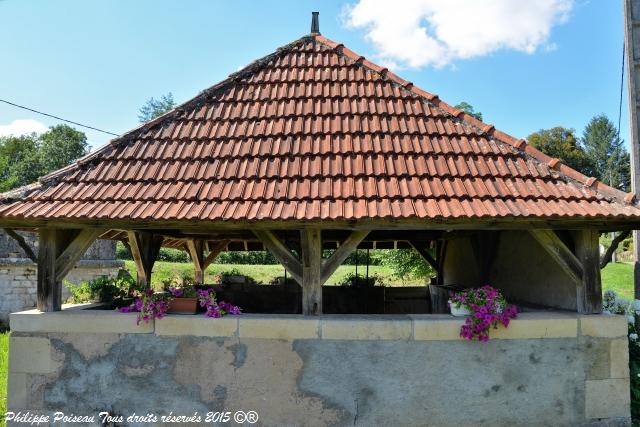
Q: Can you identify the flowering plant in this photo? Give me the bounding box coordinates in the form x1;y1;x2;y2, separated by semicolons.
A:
118;289;169;325
197;288;242;318
449;285;518;342
166;283;198;299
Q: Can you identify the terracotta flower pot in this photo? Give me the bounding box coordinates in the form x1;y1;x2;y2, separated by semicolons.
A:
168;297;198;314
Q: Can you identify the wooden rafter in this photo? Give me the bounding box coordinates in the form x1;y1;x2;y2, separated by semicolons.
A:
529;229;583;285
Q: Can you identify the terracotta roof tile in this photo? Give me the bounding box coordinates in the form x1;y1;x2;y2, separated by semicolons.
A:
1;33;639;225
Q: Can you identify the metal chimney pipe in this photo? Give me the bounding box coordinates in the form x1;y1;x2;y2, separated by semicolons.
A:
311;12;320;34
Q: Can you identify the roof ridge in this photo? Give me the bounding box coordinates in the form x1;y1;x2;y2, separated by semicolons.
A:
311;34;636;207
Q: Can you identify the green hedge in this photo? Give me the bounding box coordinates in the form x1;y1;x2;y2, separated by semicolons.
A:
116;242;385;266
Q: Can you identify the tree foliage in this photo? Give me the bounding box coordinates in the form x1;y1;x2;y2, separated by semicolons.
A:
454;101;483;121
380;249;434;282
527;127;593;174
527;116;631;192
138;92;176;123
581;114;631;191
0;124;88;191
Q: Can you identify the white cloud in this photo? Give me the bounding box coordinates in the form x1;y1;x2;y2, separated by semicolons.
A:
0;119;49;137
342;0;574;69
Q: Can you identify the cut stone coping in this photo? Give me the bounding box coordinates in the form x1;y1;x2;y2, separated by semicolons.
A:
10;307;627;341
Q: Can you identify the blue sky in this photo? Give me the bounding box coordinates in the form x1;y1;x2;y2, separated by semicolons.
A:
0;0;629;151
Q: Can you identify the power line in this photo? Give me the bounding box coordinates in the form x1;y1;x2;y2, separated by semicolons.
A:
0;98;119;136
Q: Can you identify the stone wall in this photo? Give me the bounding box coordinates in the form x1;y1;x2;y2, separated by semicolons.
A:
0;230;123;326
0;260;123;326
6;308;631;426
443;231;585;311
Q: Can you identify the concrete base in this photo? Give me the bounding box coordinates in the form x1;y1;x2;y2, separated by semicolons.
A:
7;308;632;427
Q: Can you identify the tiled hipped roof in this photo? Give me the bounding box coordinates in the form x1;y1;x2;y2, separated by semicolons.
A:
1;34;640;225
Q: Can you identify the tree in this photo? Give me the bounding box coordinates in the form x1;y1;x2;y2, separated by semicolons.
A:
37;125;88;174
454;101;483;121
0;124;88;192
527;127;593;175
380;249;434;282
138;93;176;123
581;114;631;191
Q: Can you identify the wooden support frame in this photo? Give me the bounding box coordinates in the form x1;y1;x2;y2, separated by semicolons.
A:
37;228;101;312
128;231;164;288
529;229;583;285
573;229;602;313
530;229;602;313
187;239;229;284
254;229;368;315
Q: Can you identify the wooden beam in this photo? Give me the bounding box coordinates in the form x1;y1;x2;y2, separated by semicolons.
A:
574;230;602;314
4;228;36;262
203;240;229;270
127;231;163;288
529;229;583;285
408;241;438;270
253;230;303;283
320;230;369;284
301;228;323;315
54;229;102;281
187;240;205;284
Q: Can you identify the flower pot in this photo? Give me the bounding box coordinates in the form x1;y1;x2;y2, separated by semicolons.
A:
168;297;198;314
449;304;471;317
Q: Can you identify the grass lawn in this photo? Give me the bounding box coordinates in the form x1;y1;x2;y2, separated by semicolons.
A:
601;262;635;300
0;330;8;426
123;260;428;287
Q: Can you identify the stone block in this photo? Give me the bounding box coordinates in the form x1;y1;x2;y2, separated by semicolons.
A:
321;316;411;340
7;373;27;409
10;309;153;334
585;379;631;420
580;315;627;338
156;315;238;337
610;338;630;379
239;315;319;339
412;317;462;340
9;337;57;374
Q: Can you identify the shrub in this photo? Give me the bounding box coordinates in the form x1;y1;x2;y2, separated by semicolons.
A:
337;272;383;287
65;270;138;304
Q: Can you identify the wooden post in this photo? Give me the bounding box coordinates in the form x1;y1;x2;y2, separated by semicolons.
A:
624;0;640;299
300;229;322;315
574;229;602;314
37;228;101;312
128;231;163;288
